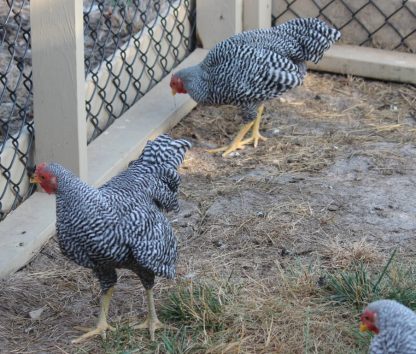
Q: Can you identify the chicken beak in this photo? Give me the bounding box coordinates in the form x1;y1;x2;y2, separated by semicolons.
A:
30;174;41;185
359;323;368;332
171;88;177;96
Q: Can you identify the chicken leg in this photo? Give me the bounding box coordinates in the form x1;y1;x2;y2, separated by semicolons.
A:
208;105;267;157
242;104;268;148
72;287;116;344
133;288;173;341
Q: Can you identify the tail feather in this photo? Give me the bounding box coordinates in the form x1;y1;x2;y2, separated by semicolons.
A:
132;134;192;171
230;17;340;64
277;18;341;63
129;134;192;212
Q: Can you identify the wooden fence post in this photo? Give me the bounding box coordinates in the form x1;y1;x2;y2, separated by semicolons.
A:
31;0;87;179
243;0;272;30
196;0;243;49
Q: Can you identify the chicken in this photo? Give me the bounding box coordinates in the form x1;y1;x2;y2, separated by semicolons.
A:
360;299;416;353
30;135;191;343
170;18;341;156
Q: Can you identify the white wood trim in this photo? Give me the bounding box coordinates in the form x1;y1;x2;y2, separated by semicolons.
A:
309;44;416;84
243;0;272;30
31;0;88;179
196;0;243;49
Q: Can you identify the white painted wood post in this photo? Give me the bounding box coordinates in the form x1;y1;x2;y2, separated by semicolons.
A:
243;0;272;30
31;0;87;179
196;0;243;49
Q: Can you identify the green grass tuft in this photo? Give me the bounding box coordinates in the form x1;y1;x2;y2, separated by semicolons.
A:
325;262;374;309
160;280;232;332
325;250;416;310
100;324;147;354
161;326;206;354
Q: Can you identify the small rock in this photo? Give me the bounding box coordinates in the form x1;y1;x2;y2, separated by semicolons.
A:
24;326;35;334
229;151;241;158
289;176;304;183
29;308;44;320
183;272;196;280
317;276;326;287
213;240;225;248
281;248;290;257
327;204;339;211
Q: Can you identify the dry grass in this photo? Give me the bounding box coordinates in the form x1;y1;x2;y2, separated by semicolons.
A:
1;72;416;353
320;238;385;269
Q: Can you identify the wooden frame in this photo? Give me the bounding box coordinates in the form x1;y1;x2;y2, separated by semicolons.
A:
31;0;88;179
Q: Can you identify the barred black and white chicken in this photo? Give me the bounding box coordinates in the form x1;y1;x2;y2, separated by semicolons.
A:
170;18;341;156
30;135;191;343
360;300;416;354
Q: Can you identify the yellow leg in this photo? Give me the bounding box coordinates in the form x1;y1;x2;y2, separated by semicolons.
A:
241;104;268;148
72;287;116;344
207;121;254;157
133;288;175;341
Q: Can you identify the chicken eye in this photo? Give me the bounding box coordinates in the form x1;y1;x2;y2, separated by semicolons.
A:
41;175;45;180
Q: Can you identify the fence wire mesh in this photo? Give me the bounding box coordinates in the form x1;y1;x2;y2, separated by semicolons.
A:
272;0;416;53
0;0;35;221
83;0;196;142
0;0;195;221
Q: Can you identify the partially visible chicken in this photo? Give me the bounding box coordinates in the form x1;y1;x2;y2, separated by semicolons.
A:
360;299;416;353
30;135;191;343
170;17;340;156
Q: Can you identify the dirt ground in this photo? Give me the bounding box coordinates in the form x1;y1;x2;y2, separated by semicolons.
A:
0;72;415;353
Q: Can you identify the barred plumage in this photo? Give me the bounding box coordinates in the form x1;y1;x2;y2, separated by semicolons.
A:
102;134;191;214
171;17;340;122
32;134;191;342
361;300;416;354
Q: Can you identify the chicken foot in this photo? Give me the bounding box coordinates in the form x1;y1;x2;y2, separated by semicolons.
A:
241;104;268;148
207;121;254;157
72;287;116;344
208;105;267;156
133;288;175;341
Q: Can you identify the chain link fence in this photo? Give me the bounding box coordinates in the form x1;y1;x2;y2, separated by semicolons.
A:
0;0;35;221
0;0;196;221
272;0;416;53
84;0;196;142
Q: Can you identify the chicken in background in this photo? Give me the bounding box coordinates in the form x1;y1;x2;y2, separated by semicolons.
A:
360;299;416;353
30;135;191;343
170;17;341;156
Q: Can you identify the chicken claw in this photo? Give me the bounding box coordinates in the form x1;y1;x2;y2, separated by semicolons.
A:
72;322;116;343
207;121;254;157
133;288;176;341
